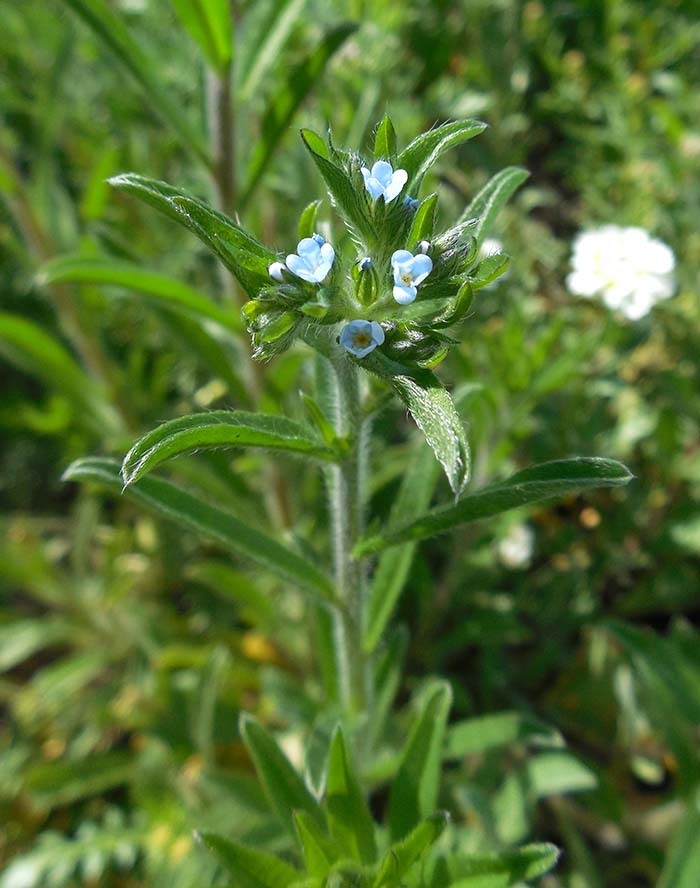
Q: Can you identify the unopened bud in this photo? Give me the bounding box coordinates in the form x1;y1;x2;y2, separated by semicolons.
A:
268;262;286;282
419;240;430;254
311;233;325;246
404;196;419;210
359;257;372;271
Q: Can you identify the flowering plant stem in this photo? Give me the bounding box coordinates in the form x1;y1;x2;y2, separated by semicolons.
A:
327;351;369;717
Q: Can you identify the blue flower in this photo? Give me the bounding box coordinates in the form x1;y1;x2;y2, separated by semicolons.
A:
391;249;433;305
268;261;286;282
403;196;419;210
287;237;335;283
359;256;372;271
361;161;408;204
339;320;385;358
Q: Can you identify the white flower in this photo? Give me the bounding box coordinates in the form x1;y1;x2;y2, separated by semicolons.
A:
361;161;408;204
566;225;675;320
390;249;433;305
497;523;534;569
286;236;335;283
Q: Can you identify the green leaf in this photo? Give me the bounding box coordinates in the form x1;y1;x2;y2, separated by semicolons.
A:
459;166;530;244
470;253;510;290
326;727;377;864
374;115;397;160
172;0;232;73
444;712;563;760
406;193;438;248
58;0;207;164
108;174;275;295
0;619;73;673
63;458;334;600
0;311;117;435
240;714;325;836
388;681;452;840
38;255;241;332
298;200;322;241
24;752;133;808
396;119;487;192
445;842;560;887
356;458;633;555
243;24;357;205
373;813;449;888
294;811;338;877
658;798;700;888
198;832;300;888
301;129;375;245
362;353;469;496
121;410;338;485
238;0;309;101
363;444;440;652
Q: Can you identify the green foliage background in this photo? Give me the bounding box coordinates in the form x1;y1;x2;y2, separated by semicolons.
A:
1;0;699;886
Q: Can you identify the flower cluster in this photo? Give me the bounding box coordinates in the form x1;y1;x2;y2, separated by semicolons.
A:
246;126;504;364
566;225;675;320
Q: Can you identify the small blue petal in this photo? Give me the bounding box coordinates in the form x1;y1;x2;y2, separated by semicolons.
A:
370;321;385;344
364;176;385;200
384;168;408;203
393;284;417;305
297;238;320;258
391;249;414;268
371;160;394;187
409;253;433;285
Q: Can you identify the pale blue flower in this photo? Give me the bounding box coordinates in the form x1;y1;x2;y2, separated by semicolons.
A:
286;237;335;283
268;261;286;282
391;249;433;305
361;161;408;204
339;320;385;358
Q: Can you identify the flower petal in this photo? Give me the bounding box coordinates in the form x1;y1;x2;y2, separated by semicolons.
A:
393;283;417;305
370;321;385;345
364;176;385;200
319;242;335;266
383;168;408;203
409;253;433;285
296;238;320;259
371;160;394;187
391;249;414;268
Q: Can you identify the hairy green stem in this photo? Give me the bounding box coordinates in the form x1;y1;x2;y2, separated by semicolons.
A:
328;353;368;716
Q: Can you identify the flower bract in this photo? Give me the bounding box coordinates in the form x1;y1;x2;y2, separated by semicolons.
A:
566;225;675;320
339;320;385;358
287;237;335;283
391;249;433;305
361;160;408;204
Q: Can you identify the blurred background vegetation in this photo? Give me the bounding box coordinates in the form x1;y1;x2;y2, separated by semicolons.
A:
1;0;699;885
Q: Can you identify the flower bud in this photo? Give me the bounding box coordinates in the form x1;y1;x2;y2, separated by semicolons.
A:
268;262;286;282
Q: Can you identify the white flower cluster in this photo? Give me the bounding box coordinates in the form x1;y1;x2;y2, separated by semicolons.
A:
566;225;675;320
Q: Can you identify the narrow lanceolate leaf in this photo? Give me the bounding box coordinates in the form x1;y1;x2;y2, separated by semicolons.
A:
363;444;440;652
373;813;449;888
374;114;397;160
446;843;560;886
326;728;377;864
459;166;530;243
243;23;357;205
108;174;275;296
364;353;469;496
388;681;452;840
658;800;700;888
355;458;633;555
298;200;322;241
121;410;338;486
198;832;300;888
238;0;309;101
38;256;240;331
294;811;338;877
240;715;325;836
406;193;438;247
58;0;207;163
444;711;563;760
172;0;232;74
0;312;117;435
397;119;487;191
301;129;375;245
63;458;334;600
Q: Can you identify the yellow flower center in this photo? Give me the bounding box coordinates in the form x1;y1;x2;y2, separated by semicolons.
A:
353;332;371;348
401;272;413;284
